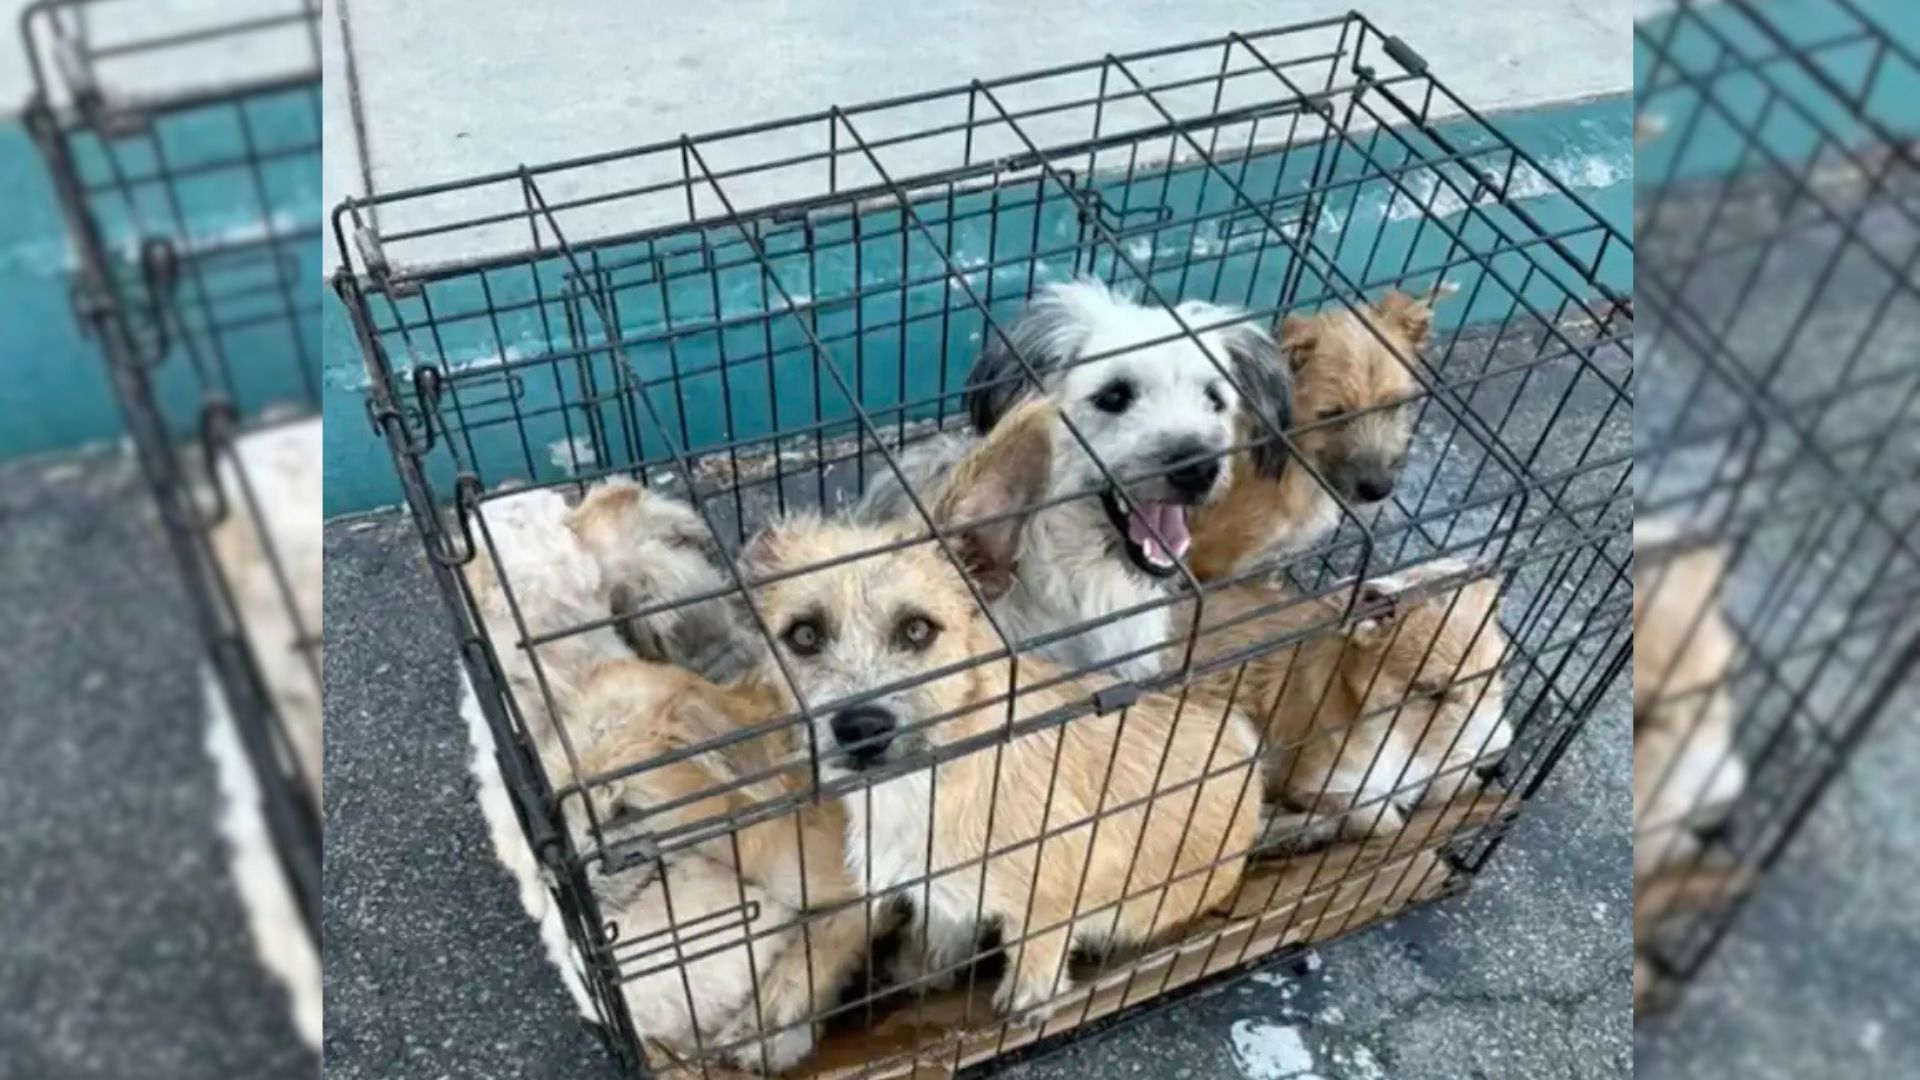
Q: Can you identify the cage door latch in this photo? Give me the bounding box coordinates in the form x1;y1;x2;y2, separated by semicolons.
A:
1382;36;1429;75
1092;682;1142;715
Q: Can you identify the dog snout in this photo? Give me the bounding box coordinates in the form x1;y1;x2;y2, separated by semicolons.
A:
1354;473;1395;502
830;704;899;767
1162;443;1222;502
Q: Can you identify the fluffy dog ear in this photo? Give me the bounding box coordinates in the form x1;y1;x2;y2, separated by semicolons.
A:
1218;320;1294;480
965;282;1101;433
1373;289;1441;349
609;582;672;663
934;401;1054;599
1277;314;1319;371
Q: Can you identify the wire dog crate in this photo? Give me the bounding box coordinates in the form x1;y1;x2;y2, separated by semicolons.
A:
1632;0;1920;1012
21;0;323;943
335;16;1632;1077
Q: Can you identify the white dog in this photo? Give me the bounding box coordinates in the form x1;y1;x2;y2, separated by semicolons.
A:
858;279;1292;682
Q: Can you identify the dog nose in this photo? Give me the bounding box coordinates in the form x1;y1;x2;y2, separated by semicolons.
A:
1354;475;1394;502
1163;445;1221;501
830;705;898;766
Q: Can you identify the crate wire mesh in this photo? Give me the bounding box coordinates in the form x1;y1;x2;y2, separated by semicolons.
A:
20;0;323;944
334;16;1632;1076
1632;0;1920;1013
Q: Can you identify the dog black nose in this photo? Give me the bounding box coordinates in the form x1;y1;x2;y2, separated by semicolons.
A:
831;705;898;766
1354;475;1394;502
1163;446;1221;500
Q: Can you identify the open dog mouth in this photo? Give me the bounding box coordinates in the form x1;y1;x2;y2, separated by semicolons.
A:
1100;491;1191;578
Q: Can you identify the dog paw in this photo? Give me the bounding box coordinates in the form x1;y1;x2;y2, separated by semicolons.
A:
761;1023;817;1074
993;976;1064;1030
720;1021;815;1075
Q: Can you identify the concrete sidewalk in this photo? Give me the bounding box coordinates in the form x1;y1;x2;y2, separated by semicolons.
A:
320;0;1634;270
0;450;311;1080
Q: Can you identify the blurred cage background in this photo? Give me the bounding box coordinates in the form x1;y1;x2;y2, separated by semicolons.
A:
19;0;323;961
334;14;1634;1077
335;15;1633;1076
1632;0;1920;1012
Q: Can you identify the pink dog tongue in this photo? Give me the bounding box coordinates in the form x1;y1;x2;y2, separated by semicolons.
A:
1127;502;1191;568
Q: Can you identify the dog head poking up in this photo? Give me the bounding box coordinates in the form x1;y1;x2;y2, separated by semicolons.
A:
741;403;1055;776
569;478;761;683
1338;559;1509;753
963;279;1291;576
1277;291;1430;505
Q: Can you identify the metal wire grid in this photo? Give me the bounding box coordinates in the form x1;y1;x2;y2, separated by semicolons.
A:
334;16;1632;1076
1632;0;1920;1009
20;0;324;937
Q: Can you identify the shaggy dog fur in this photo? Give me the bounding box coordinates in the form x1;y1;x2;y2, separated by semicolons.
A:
465;478;868;1071
1630;518;1751;1011
858;279;1292;683
753;401;1263;1024
1181;558;1511;851
570;660;878;1072
1189;291;1432;580
1632;518;1747;878
466;478;745;772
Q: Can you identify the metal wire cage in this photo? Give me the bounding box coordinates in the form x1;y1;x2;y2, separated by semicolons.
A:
1632;0;1920;1013
21;0;323;938
335;16;1632;1077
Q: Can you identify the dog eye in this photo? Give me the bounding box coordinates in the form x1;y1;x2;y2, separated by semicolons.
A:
894;614;940;651
782;618;825;656
1204;384;1227;413
1091;380;1135;414
1315;406;1345;422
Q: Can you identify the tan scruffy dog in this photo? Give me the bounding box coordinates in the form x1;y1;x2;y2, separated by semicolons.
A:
1632;518;1746;878
463;477;812;1059
570;659;880;1073
1631;519;1752;1012
741;400;1264;1025
467;477;752;774
1189;290;1437;580
1182;558;1511;851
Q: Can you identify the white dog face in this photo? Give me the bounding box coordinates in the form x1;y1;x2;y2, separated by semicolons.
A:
966;279;1292;576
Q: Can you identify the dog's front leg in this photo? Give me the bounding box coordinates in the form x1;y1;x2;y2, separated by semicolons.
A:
994;914;1074;1027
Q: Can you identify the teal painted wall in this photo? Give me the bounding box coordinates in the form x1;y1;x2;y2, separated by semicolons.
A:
1636;0;1920;182
320;96;1635;516
6;2;1914;507
0;119;122;458
0;86;322;464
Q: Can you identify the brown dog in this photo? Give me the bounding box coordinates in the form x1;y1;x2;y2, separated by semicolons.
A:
1630;520;1752;1013
1189;291;1433;579
1181;559;1511;850
738;401;1264;1024
568;661;877;1073
1632;519;1746;879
